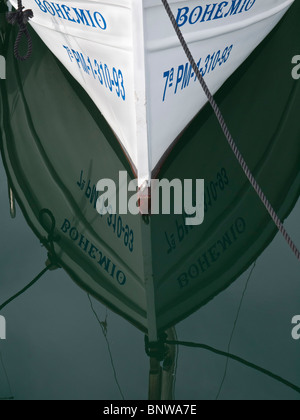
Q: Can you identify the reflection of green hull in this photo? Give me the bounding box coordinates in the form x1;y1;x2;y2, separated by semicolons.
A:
1;3;300;341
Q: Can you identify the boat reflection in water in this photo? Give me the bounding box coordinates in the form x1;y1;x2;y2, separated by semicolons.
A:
0;3;299;400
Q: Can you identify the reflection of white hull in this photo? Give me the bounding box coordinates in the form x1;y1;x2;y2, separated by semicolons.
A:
9;0;294;185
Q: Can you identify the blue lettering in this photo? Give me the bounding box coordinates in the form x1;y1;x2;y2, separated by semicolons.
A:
188;264;199;279
175;0;256;27
60;219;126;285
197;253;211;273
238;0;248;13
214;1;229;19
116;271;126;286
72;8;90;26
91;185;99;209
189;6;202;25
88;245;98;259
181;63;192;90
79;53;89;73
178;273;189;288
245;0;256;12
72;49;82;69
217;233;232;251
235;217;246;234
34;2;107;30
176;7;189;27
78;234;90;252
63;45;73;62
94;12;107;30
98;252;111;273
225;0;243;17
61;5;76;22
175;65;184;94
35;0;47;13
70;227;79;241
85;9;97;28
208;245;221;262
201;3;218;22
43;1;55;16
50;2;66;19
61;218;71;233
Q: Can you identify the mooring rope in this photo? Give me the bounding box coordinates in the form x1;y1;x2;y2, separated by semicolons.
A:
216;261;256;400
144;332;300;395
164;339;300;395
6;0;33;61
87;294;125;400
0;349;14;400
0;209;60;311
0;265;51;311
161;0;300;261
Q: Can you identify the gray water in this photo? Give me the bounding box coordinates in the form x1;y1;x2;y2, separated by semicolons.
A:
0;156;299;399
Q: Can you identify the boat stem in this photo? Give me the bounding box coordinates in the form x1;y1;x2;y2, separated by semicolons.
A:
148;327;178;400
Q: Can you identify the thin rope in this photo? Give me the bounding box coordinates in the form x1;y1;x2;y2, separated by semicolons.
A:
165;340;300;395
87;294;125;400
0;266;51;311
172;336;179;400
6;0;33;61
216;261;256;400
0;209;60;311
161;0;300;261
0;349;14;400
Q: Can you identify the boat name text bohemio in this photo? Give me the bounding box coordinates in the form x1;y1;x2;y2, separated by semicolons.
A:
177;217;247;289
60;218;127;285
176;0;256;27
34;1;107;30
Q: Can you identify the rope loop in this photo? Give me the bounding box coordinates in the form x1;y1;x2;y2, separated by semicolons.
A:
39;208;61;269
0;209;60;312
6;0;33;61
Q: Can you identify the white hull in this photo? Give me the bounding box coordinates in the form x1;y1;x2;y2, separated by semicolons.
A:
9;0;294;185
